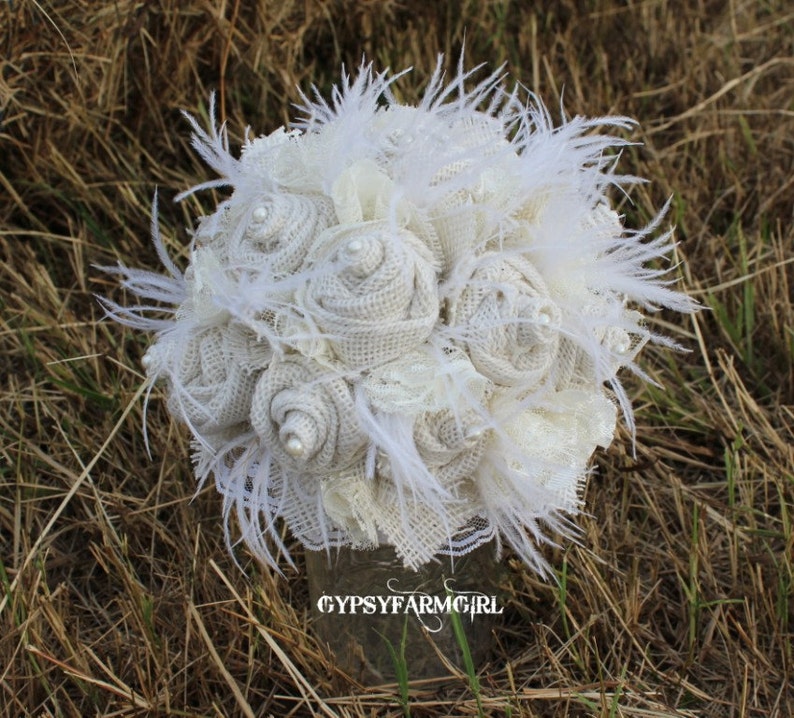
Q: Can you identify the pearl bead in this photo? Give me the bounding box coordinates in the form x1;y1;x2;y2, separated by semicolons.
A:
346;238;363;255
284;435;305;457
252;206;268;222
466;427;484;440
537;311;551;325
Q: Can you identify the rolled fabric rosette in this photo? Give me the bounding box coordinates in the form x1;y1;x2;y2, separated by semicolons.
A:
249;353;367;474
144;322;268;445
360;347;493;487
299;221;440;369
449;253;562;389
236;192;337;276
413;407;489;487
555;317;647;390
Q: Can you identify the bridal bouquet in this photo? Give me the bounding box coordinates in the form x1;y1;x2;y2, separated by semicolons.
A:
104;59;694;573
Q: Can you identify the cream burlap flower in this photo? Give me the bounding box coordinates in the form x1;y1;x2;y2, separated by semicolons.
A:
299;221;439;369
236;193;337;276
154;324;266;442
249;354;366;474
448;253;561;389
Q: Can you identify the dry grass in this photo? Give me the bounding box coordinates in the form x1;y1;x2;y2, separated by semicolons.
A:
1;0;792;715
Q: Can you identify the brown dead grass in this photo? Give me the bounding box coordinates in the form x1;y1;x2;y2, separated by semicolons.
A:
1;0;792;716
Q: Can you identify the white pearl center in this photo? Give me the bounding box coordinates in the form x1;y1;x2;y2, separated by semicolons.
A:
284;435;305;457
346;238;363;255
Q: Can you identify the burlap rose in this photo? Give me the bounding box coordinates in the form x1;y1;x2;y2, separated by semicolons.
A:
299;221;440;369
413;408;488;487
145;322;268;441
236;193;337;276
249;354;366;473
555;307;648;390
449;254;562;388
321;464;480;570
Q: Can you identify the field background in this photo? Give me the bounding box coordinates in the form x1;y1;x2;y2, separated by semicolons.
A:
1;1;792;716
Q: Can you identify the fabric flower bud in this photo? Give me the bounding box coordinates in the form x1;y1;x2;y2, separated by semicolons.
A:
321;463;380;546
362;346;489;416
153;323;268;440
501;388;616;501
555;308;648;388
238;193;336;275
413;408;489;486
250;354;367;473
449;254;561;388
181;246;230;326
321;465;481;570
300;221;439;369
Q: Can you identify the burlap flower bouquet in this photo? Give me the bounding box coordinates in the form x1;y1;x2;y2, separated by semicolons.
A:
104;60;694;577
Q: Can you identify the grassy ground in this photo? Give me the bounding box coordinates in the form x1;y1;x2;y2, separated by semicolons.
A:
1;1;792;715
